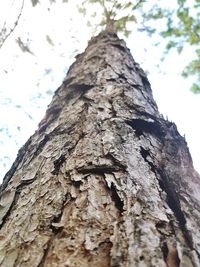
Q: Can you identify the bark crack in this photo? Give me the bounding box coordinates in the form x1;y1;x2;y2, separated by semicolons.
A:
77;164;123;175
139;144;195;253
161;239;180;267
37;238;53;267
140;146;156;173
125;118;165;139
110;182;124;214
51;154;66;175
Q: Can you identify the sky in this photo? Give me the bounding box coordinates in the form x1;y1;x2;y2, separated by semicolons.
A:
0;0;200;180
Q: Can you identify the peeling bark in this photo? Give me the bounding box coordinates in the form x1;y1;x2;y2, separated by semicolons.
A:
0;31;200;267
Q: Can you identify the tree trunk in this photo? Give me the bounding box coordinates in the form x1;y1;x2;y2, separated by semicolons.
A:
0;31;200;267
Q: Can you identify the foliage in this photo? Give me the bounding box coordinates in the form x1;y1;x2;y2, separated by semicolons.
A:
1;0;199;92
31;0;67;6
75;0;200;92
77;0;145;37
2;0;199;92
142;0;200;93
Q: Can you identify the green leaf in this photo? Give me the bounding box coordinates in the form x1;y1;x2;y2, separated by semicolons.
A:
31;0;39;6
191;83;200;93
88;0;98;3
166;40;177;50
46;35;54;46
91;12;97;18
115;3;122;9
178;0;186;5
128;14;137;23
123;2;132;10
87;20;92;27
15;104;21;108
177;45;183;53
77;6;86;16
124;29;131;38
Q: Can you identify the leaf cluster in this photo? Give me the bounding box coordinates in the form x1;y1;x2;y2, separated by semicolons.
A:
143;0;200;92
5;0;200;93
78;0;145;37
31;0;68;6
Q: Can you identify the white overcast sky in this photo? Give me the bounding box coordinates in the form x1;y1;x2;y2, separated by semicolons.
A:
0;0;199;180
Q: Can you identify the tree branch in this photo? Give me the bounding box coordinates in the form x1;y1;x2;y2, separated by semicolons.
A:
132;0;146;11
0;0;25;49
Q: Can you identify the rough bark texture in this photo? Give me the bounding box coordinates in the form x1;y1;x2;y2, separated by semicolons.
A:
0;31;200;267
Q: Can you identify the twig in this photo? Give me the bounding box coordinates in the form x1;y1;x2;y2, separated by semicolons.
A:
132;0;146;11
0;0;25;49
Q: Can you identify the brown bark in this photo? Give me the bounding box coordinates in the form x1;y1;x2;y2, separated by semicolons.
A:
0;31;200;267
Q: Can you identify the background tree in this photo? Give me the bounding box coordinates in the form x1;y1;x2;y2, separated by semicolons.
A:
0;1;199;266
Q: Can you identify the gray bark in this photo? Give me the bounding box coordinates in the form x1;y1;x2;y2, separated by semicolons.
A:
0;31;200;267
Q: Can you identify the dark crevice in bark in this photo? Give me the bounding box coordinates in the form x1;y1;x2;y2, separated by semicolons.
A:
141;75;151;90
160;239;180;267
160;239;169;263
110;182;124;213
125;119;165;139
109;99;117;117
157;169;195;250
109;43;126;52
139;141;194;252
37;237;52;267
77;165;123;175
50;221;64;235
140;146;156;172
157;170;186;227
51;154;66;175
67;83;94;92
71;180;82;188
106;78;117;82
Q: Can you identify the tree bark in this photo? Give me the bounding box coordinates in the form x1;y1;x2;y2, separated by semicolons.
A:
0;31;200;267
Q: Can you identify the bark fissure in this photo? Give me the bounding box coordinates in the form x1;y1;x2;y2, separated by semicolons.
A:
125;118;165;139
138;129;199;261
110;182;124;214
77;165;123;175
161;239;180;267
157;169;186;227
37;238;53;267
51;155;66;175
140;146;156;172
